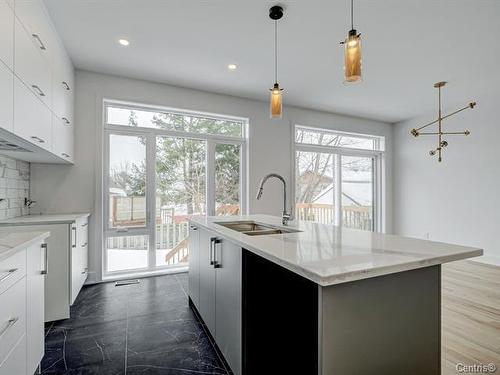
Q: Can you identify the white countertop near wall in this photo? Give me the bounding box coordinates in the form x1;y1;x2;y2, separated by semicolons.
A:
0;213;90;226
189;214;483;286
0;230;50;262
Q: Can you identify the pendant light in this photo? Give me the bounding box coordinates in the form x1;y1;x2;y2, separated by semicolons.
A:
341;0;362;83
269;5;284;119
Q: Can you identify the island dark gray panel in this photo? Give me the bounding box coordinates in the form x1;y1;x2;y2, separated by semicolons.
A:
320;265;441;375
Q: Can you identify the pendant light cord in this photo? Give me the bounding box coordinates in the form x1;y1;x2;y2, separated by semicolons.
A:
274;20;278;83
351;0;354;30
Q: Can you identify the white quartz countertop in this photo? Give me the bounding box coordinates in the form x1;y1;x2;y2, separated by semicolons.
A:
0;213;90;226
0;230;50;262
189;215;483;286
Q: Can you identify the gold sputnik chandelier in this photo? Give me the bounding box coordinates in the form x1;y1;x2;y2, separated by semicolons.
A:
410;81;476;162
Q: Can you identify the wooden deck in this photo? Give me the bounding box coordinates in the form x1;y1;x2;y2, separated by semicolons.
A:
442;260;500;374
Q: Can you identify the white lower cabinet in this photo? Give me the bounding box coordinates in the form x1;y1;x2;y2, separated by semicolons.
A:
2;215;90;322
0;335;27;375
0;238;47;375
26;242;45;374
198;228;217;333
71;216;88;305
190;226;242;375
188;224;200;309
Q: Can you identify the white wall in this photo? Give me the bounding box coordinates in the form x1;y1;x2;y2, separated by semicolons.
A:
30;70;393;283
393;94;499;266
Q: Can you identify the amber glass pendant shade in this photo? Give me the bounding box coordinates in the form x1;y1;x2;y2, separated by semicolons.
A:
343;30;362;83
270;83;283;119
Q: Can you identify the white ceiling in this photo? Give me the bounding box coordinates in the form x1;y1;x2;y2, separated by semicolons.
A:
43;0;500;123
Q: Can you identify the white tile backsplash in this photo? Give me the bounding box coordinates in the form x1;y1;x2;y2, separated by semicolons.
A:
0;156;30;220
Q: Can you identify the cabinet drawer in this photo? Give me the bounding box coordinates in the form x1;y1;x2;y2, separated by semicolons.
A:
0;333;26;375
0;277;27;366
0;249;26;295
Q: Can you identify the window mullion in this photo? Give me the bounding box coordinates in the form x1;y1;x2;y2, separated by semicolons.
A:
206;140;216;216
334;153;342;227
146;133;156;269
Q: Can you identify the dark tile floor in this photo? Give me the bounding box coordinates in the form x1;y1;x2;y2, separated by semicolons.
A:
41;273;230;375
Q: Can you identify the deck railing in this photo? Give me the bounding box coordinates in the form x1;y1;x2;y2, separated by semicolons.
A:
295;203;372;230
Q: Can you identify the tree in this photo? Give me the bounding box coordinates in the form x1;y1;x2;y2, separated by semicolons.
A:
113;110;241;216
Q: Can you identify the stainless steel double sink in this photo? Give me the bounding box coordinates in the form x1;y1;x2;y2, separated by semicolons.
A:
214;221;302;236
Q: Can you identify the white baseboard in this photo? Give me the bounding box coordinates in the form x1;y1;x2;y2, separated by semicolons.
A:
471;254;500;268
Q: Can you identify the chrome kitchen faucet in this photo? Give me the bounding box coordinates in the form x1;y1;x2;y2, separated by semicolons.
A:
256;173;292;225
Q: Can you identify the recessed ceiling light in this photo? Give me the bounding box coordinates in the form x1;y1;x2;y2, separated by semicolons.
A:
118;39;130;46
227;64;237;71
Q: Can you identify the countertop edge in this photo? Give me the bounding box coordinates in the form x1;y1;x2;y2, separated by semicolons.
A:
0;213;90;226
189;217;483;286
0;231;50;262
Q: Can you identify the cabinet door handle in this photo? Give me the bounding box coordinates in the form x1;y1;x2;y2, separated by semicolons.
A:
31;84;46;97
32;34;46;50
190;225;197;231
81;242;87;247
213;239;222;268
72;226;77;248
41;243;48;275
81;267;88;274
62;117;70;125
30;136;45;143
62;81;71;91
0;269;17;283
61;153;71;158
81;222;88;227
0;317;19;339
209;237;216;265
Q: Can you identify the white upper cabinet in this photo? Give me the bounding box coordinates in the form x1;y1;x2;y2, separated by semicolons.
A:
0;1;14;70
51;114;73;162
14;17;52;109
15;0;54;61
52;42;74;125
0;0;74;164
14;76;52;151
0;60;13;132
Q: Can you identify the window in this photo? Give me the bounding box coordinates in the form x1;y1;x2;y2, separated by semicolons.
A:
295;126;384;151
106;105;244;137
104;100;247;277
294;125;383;231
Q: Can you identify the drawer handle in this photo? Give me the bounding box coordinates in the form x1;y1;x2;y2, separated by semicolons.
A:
61;153;71;158
82;223;88;227
31;84;46;97
31;136;45;143
32;34;46;50
62;117;70;125
81;242;87;247
62;81;71;91
0;269;18;283
0;317;19;339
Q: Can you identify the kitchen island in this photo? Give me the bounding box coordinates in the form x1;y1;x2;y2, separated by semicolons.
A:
188;215;482;375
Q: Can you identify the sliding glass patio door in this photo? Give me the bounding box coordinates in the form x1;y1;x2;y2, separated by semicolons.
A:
105;132;151;273
103;101;247;278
